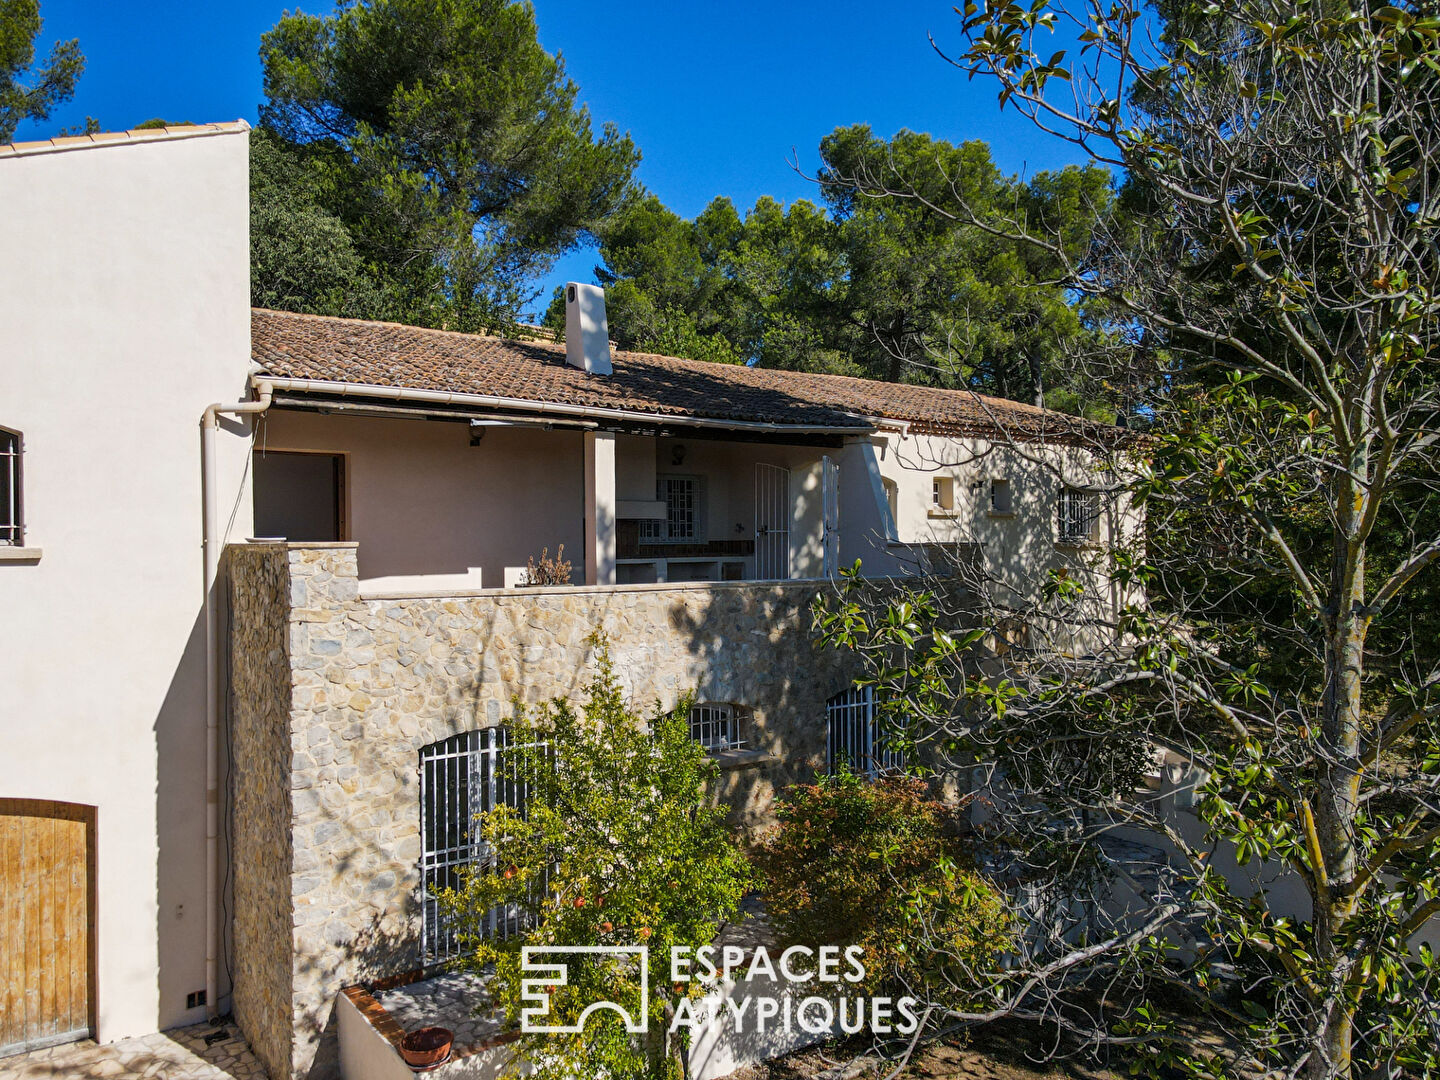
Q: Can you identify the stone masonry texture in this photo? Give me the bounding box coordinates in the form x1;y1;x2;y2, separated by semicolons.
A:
228;543;855;1080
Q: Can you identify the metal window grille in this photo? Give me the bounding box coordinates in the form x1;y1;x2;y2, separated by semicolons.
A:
419;727;548;965
754;463;791;579
640;475;700;542
0;428;21;546
689;703;745;751
826;687;904;777
1057;487;1100;543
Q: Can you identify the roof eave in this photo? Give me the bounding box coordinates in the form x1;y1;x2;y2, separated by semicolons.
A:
253;374;877;437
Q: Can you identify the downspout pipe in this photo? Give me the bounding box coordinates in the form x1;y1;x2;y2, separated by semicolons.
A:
200;380;273;1019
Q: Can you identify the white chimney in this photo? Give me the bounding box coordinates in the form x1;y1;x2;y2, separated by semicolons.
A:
564;282;612;375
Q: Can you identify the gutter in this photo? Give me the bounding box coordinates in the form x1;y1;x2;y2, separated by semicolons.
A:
200;380;275;1020
252;375;877;436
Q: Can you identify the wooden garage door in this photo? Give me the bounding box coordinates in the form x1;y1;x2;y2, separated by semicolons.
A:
0;799;95;1057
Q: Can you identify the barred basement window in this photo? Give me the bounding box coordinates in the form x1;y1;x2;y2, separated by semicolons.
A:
689;703;748;751
826;687;904;778
419;727;548;964
0;427;22;546
1057;486;1100;544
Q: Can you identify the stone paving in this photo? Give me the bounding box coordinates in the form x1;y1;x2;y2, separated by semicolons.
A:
0;1021;268;1080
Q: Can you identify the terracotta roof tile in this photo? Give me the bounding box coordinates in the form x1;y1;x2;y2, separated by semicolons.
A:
251;307;1108;442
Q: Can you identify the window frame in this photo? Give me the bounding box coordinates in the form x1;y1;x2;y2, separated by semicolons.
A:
688;702;748;752
639;473;704;544
988;477;1014;516
0;426;23;547
1056;485;1101;545
930;475;956;515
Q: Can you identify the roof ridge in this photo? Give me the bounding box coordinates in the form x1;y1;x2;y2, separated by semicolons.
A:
252;306;561;350
0;120;251;159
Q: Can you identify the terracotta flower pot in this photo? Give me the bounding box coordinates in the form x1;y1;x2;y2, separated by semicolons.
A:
399;1026;453;1070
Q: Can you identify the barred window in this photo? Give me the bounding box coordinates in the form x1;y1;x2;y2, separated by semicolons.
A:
0;427;22;546
826;687;903;777
639;474;702;542
419;727;548;963
1057;486;1100;544
689;702;747;751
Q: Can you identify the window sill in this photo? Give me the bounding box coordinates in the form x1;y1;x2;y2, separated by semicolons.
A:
710;749;781;772
0;546;41;562
926;509;960;519
986;510;1016;519
1055;539;1101;551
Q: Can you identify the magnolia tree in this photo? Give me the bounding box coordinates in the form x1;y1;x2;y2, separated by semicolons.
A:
814;2;1440;1077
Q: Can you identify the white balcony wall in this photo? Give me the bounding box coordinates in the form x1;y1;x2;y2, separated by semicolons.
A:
254;410;585;593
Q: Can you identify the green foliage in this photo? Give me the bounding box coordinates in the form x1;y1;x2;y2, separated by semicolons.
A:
753;770;1012;1006
0;0;83;142
803;1;1440;1075
437;636;748;1079
249;130;384;319
256;0;639;329
548;129;1117;416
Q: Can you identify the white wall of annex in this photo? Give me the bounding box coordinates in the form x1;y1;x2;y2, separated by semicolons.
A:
0;131;254;1040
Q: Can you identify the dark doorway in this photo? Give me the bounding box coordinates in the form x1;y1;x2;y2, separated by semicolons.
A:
253;451;346;542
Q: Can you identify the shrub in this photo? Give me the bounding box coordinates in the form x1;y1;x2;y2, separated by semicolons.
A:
525;544;572;586
437;635;748;1079
753;770;1012;1005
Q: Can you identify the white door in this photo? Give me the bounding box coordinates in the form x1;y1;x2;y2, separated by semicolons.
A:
754;464;790;580
822;455;840;577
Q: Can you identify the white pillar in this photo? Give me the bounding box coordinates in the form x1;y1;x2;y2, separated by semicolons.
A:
584;431;617;585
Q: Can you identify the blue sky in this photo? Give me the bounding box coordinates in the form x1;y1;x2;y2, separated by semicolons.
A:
18;0;1088;318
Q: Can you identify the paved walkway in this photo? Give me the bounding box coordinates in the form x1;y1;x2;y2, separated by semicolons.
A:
0;1021;267;1080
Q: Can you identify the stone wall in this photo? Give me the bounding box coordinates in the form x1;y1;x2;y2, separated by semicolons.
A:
228;542;856;1080
229;544;304;1080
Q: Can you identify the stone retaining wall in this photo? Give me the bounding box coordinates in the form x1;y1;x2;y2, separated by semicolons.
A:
228;543;856;1080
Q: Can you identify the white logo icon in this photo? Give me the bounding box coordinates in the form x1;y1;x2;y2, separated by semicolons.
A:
520;945;649;1034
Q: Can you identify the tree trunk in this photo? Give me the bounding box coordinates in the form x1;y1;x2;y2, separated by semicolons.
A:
1307;502;1369;1080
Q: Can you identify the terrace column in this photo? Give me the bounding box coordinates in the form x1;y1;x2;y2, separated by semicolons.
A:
584;431;617;585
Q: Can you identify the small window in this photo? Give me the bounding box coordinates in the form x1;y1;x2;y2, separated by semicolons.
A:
882;477;899;527
0;427;22;546
640;475;703;543
988;478;1013;515
689;703;747;751
931;476;955;512
1057;486;1100;544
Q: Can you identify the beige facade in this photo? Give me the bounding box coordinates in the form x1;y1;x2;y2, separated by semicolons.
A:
253;409;844;592
0;121;1141;1076
0;126;254;1041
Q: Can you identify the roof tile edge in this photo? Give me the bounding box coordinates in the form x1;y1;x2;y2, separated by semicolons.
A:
0;120;251;159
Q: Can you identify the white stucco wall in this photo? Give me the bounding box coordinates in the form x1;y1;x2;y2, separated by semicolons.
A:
0;129;254;1040
839;430;1142;642
257;415;842;590
254;410;586;592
